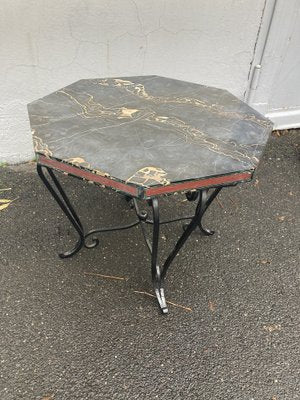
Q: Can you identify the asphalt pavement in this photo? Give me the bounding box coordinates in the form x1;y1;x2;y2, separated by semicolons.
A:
0;131;299;400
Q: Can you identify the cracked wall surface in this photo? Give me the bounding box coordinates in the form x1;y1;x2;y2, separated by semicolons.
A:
0;0;266;163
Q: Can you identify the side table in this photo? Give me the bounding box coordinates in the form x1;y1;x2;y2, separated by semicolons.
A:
28;75;273;313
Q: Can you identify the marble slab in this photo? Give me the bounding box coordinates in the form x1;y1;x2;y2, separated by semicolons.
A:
27;75;273;188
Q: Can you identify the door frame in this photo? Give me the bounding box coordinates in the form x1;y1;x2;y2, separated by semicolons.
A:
245;0;300;129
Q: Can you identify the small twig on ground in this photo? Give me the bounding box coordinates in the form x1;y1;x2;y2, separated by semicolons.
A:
228;196;234;204
0;188;11;192
228;195;238;209
133;290;192;312
83;272;128;281
216;197;224;209
208;300;216;312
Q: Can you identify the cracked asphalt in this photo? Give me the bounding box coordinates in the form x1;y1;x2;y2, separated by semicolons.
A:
0;131;299;400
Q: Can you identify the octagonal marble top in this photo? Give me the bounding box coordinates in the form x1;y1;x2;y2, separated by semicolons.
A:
28;75;273;191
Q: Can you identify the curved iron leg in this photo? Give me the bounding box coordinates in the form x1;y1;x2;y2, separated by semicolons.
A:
161;188;221;281
151;198;168;314
37;164;85;258
161;191;203;281
196;190;213;235
197;188;221;235
184;188;222;235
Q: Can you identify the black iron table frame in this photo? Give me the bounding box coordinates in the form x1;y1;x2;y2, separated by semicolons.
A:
37;163;228;313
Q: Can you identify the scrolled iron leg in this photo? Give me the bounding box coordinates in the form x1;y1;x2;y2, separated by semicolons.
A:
37;164;85;258
148;189;222;313
185;188;222;236
199;187;222;235
160;187;221;283
160;190;207;282
196;189;217;235
151;198;168;314
195;190;212;235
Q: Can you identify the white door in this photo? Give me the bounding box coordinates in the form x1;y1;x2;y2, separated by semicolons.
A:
246;0;300;129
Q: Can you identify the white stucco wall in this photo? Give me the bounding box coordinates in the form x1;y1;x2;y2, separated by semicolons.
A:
0;0;266;163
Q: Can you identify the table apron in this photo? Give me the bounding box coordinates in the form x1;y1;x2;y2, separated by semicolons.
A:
37;155;253;199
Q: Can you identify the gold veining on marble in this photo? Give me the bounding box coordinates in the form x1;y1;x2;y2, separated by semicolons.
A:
32;129;53;157
28;76;272;189
108;78;270;129
66;157;91;168
57;90;111;119
65;157;109;177
145;113;257;165
97;79;109;86
118;107;139;118
126;167;170;187
58;90;139;121
56;87;259;167
53;83;265;168
93;169;110;177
